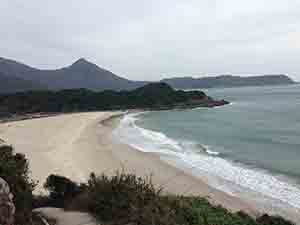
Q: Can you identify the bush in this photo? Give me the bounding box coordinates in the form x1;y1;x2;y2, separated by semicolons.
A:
43;174;86;208
0;145;36;225
257;214;294;225
56;172;294;225
85;172;178;225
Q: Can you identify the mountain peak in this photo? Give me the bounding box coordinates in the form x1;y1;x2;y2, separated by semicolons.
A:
72;58;91;66
69;58;101;72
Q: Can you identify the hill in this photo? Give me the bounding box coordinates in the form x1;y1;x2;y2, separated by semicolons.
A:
0;57;296;93
0;72;44;93
0;57;145;93
0;83;228;118
161;75;296;89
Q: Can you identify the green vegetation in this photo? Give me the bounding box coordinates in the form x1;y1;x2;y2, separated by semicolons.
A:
0;144;294;225
0;145;36;225
42;173;294;225
0;83;227;117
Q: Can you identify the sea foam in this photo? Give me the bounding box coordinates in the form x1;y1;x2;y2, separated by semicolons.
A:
114;113;300;211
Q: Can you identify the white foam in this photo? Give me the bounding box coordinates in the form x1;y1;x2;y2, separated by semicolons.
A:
114;113;181;155
114;113;300;210
205;148;220;156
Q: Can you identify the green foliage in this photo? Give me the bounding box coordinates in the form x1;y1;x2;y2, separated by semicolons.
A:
0;83;214;116
0;145;36;225
46;172;294;225
180;197;258;225
81;172;179;225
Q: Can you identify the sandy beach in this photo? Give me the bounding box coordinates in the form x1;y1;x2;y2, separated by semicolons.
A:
0;111;299;223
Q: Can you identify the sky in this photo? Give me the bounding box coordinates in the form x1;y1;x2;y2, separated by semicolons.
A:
1;0;300;81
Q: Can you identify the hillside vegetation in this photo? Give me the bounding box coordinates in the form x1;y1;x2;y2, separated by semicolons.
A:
41;172;294;225
0;83;228;118
0;144;295;225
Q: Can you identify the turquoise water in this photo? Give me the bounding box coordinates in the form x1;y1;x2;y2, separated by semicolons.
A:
115;84;300;213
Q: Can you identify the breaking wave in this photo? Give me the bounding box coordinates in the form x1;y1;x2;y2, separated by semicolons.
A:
114;113;300;210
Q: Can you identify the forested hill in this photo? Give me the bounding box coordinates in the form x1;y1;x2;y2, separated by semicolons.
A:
0;83;228;118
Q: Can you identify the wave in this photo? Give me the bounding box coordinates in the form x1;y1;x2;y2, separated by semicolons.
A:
190;101;236;111
115;113;181;156
205;148;220;156
114;113;300;210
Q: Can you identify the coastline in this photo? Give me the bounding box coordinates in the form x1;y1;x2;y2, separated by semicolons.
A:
104;114;257;214
0;112;299;223
110;113;300;224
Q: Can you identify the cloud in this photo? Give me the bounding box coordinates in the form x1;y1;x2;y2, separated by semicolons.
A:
1;0;299;81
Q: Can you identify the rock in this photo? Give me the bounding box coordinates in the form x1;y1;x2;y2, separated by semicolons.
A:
0;177;15;225
34;208;99;225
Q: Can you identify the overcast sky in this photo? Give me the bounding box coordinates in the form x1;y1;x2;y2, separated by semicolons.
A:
1;0;300;81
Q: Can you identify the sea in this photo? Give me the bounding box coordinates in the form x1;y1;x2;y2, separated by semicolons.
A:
114;84;300;216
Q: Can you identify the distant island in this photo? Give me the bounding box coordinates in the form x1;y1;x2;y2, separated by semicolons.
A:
0;57;296;94
162;75;296;89
0;83;229;119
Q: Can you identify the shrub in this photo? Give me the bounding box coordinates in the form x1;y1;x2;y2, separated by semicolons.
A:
0;145;36;225
43;174;86;208
59;172;294;225
85;172;179;225
257;214;294;225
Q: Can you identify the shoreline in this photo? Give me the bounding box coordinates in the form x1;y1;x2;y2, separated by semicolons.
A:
110;113;300;224
103;114;258;214
0;112;299;223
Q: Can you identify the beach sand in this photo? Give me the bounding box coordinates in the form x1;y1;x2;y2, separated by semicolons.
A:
0;111;299;223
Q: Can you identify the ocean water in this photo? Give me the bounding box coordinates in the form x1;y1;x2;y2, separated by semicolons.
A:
114;84;300;214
